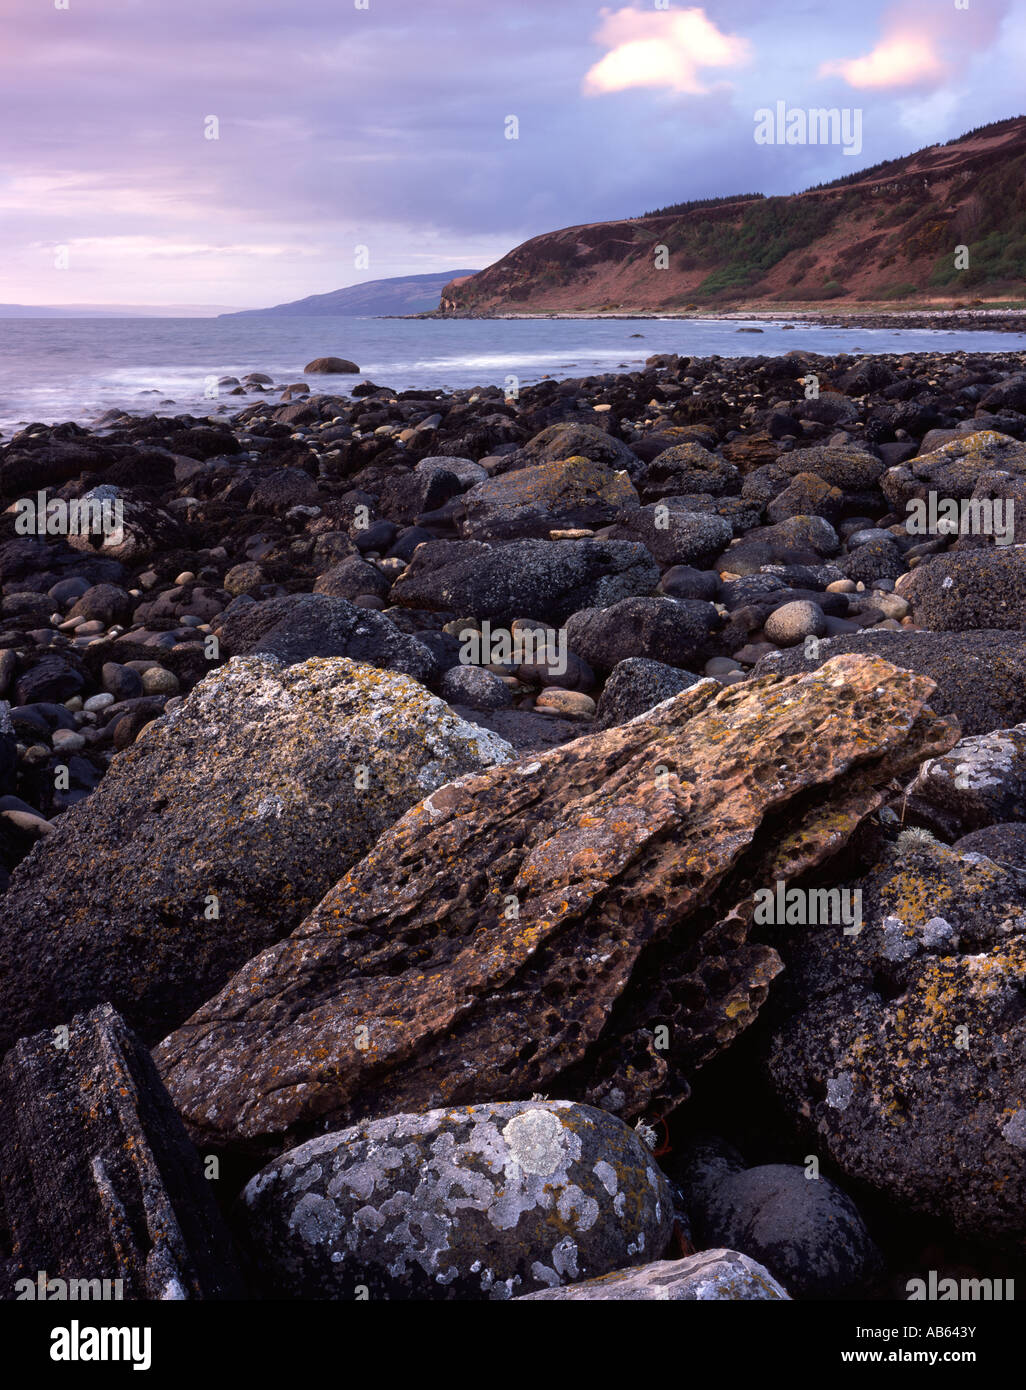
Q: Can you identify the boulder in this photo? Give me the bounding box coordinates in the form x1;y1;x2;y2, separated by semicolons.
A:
516;1249;789;1300
390;538;661;627
246;468;322;515
779;445;884;491
752;628;1026;736
237;1101;673;1300
641;442;740;501
512;422;642;480
439;664;513;711
899;547;1026;631
461;457;639;540
680;1153;880;1298
0;1004;243;1299
903;724;1026;838
607;507;732;568
954;822;1026;872
156;655;956;1154
65;488;186;565
565;597;718;673
0;656;513;1048
881;430;1026;512
594;657;704;731
304;357;359;374
67;583;134;626
216;592;435;679
767;838;1026;1247
313;555;391;602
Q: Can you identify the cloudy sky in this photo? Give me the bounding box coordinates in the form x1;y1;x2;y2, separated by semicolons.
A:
1;0;1023;308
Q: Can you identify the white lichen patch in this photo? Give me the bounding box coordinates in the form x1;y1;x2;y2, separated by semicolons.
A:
240;1100;674;1300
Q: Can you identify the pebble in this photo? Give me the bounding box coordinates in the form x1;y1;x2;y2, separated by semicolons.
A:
141;668;180;696
535;689;596;718
52;730;86;753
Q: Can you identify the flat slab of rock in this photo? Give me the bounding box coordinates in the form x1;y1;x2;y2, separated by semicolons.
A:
0;656;512;1048
238;1101;672;1300
515;1249;789;1300
157;654;957;1155
0;1004;243;1300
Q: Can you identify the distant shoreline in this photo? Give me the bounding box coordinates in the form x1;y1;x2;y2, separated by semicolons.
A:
416;307;1026;333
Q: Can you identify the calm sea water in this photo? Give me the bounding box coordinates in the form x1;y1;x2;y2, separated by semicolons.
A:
2;315;1025;433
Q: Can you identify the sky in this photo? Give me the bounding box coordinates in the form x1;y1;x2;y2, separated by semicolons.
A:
1;0;1024;309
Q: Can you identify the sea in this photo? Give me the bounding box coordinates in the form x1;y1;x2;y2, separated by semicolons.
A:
2;315;1026;434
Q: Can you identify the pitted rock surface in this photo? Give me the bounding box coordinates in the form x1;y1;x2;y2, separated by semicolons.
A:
237;1101;672;1300
516;1248;789;1300
157;654;957;1154
766;840;1026;1245
0;656;512;1049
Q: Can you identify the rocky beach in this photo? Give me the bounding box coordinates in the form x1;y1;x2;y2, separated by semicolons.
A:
2;343;1026;1303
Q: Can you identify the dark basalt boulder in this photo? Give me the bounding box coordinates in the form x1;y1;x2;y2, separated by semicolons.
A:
0;1004;244;1300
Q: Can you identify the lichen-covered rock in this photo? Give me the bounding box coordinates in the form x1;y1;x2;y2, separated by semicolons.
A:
752;628;1026;736
461;456;639;540
64;487;186;564
157;654;956;1154
512;422;642;479
439;663;513;711
881;430;1026;512
0;656;513;1049
607;506;733;568
215;592;435;678
594;657;703;730
0;1005;244;1300
516;1249;789;1300
903;724;1026;838
641;442;740;500
565;596;718;673
766;839;1026;1246
390;537;661;626
237;1101;673;1300
954;822;1026;872
899;547;1026;631
779;445;885;491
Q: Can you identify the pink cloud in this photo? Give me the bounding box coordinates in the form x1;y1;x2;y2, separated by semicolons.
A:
820;1;1007;91
820;31;947;89
584;6;752;96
